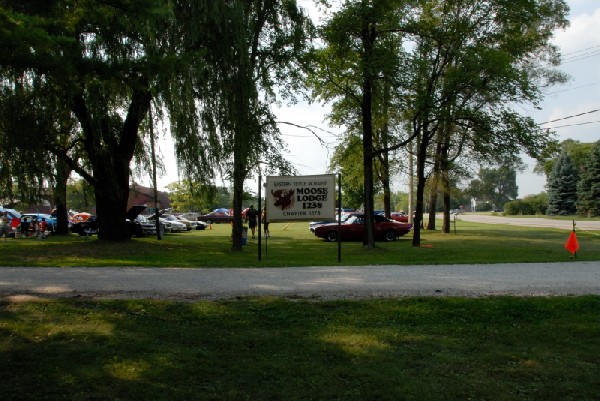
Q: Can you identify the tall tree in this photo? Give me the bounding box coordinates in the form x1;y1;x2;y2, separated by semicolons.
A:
169;0;313;251
1;0;175;240
535;139;594;178
577;140;600;217
404;0;568;246
546;152;578;215
312;0;411;248
467;164;519;210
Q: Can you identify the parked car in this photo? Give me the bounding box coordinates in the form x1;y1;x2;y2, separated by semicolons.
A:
148;214;187;232
173;215;195;231
309;212;358;233
390;212;409;223
314;213;412;242
197;211;233;224
189;220;208;230
134;214;169;236
70;205;148;237
21;213;58;234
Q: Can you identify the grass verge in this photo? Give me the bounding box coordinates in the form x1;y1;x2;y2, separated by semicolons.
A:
1;296;599;401
0;220;598;267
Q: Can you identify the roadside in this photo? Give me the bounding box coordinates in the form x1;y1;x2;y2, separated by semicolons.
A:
1;262;599;301
453;213;600;232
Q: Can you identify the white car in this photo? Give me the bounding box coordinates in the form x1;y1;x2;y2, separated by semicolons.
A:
166;218;186;232
160;214;189;232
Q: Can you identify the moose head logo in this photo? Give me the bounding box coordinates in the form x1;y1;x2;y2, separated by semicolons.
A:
271;189;295;210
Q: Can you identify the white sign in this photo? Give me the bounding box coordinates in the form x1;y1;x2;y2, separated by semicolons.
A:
266;174;336;221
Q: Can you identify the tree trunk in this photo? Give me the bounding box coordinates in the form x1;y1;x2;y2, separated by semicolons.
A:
361;12;376;248
71;86;151;241
426;188;437;230
53;158;71;235
231;152;245;252
412;123;429;247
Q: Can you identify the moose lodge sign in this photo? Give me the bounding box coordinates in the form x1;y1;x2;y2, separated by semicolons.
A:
266;174;336;222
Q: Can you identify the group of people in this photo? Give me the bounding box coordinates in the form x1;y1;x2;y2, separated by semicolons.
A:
0;212;48;240
245;205;270;239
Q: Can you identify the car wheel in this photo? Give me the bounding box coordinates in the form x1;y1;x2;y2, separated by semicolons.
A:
326;231;338;242
385;229;397;242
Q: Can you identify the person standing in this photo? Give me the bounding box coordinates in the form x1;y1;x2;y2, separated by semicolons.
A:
262;206;270;238
0;212;10;241
246;205;259;239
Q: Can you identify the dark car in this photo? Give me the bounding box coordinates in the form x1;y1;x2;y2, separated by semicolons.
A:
197;211;233;224
314;213;412;242
70;205;148;237
309;212;358;233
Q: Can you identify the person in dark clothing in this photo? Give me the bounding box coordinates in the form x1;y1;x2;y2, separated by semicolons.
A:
20;217;30;238
246;205;259;239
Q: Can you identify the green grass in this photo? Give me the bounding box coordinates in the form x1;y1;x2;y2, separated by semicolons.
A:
0;220;598;267
1;296;599;401
2;222;599;400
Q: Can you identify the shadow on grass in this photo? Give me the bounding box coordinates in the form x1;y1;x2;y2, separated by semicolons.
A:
1;297;600;400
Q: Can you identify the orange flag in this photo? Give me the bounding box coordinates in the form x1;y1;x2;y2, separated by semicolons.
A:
565;231;579;255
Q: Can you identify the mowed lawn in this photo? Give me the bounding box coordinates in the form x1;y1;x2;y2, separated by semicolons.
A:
0;219;599;267
1;297;599;401
1;220;599;400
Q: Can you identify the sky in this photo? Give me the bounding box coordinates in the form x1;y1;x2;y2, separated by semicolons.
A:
148;0;600;200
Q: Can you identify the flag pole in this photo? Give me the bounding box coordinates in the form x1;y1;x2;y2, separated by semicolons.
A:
573;220;577;259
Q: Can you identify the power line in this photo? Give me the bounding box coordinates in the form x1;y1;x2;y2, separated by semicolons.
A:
538;108;600;125
561;44;600;57
559;43;600;64
543;81;600;96
544;120;600;130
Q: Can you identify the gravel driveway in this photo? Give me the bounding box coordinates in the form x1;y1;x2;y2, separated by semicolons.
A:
1;262;599;301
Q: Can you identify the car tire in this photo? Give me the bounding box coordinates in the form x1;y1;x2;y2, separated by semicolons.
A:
326;231;338;242
385;229;397;242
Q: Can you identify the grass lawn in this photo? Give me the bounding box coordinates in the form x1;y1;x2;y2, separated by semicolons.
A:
1;296;599;401
0;219;598;267
2;221;599;400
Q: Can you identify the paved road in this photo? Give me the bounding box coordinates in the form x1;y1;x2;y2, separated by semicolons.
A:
453;214;600;231
1;262;599;301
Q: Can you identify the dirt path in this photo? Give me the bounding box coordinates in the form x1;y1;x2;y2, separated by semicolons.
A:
1;262;599;301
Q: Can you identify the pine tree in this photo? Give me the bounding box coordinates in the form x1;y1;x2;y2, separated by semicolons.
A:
577;140;600;217
546;152;578;215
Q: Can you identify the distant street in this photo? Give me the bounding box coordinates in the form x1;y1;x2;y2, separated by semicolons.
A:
452;214;600;232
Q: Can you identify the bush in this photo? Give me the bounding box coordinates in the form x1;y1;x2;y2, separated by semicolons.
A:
504;193;548;215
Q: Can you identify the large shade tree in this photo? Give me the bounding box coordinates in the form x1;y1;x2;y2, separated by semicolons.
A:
0;0;177;240
403;0;568;246
168;0;313;251
311;0;412;248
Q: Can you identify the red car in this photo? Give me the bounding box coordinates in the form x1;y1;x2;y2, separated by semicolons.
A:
390;212;409;223
197;211;233;224
314;213;412;242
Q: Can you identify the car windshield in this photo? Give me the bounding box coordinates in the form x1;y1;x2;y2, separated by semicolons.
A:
345;215;363;225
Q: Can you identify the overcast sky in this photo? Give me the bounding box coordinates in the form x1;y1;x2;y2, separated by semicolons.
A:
151;0;600;199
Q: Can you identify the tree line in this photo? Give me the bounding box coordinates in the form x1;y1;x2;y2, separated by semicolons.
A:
0;0;572;248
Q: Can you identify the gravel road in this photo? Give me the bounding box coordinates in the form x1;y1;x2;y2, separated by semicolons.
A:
1;262;599;301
